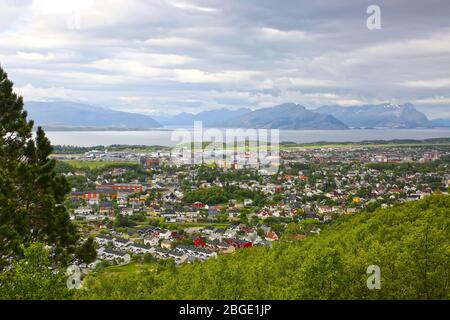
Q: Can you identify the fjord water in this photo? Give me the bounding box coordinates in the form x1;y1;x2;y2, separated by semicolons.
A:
44;128;450;147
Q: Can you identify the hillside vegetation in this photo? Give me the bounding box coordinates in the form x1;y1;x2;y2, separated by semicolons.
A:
78;194;450;300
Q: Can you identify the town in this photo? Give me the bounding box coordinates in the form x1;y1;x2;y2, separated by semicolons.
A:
52;141;450;274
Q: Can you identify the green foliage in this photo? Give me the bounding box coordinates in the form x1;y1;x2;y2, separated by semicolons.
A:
184;185;266;205
0;243;73;300
76;271;157;300
63;160;140;170
53;160;76;174
77;194;450;300
184;186;229;204
366;159;449;175
283;218;320;237
129;212;146;222
143;253;155;264
0;66;79;269
75;237;97;264
114;214;137;228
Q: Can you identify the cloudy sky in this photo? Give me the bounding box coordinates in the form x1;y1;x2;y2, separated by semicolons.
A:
1;0;450;118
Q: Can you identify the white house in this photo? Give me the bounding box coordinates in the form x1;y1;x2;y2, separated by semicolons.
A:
74;206;93;215
158;230;172;240
112;237;132;248
143;235;159;247
127;243;154;254
94;235;112;246
98;248;129;262
120;207;134;216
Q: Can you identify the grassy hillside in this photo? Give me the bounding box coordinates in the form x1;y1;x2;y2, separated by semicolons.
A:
78;194;450;300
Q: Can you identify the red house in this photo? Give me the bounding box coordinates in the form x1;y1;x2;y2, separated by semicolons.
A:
192;202;205;209
226;239;252;249
194;237;206;247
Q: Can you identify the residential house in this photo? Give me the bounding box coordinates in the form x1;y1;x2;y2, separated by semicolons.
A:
175;245;217;260
74;206;93;215
152;247;170;259
98;248;129;262
161;239;172;249
143;235;159;247
99;202;114;215
127;243;154;254
112;237;132;249
94;235;112;246
225;238;253;249
265;231;279;241
120;207;134;216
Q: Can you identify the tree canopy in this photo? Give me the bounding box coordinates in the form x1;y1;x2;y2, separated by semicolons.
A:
0;243;73;300
0;65;79;269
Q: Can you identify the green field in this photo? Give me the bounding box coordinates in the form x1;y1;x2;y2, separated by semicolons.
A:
62;160;139;169
280;137;450;150
97;262;156;274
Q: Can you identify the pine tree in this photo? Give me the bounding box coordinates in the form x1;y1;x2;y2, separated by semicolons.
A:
76;237;97;264
0;65;79;269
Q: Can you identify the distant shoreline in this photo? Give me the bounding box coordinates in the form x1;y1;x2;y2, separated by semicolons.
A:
39;126;172;132
37;125;450;132
48;137;450;152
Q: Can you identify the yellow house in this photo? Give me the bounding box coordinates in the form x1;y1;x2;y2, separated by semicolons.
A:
352;197;360;204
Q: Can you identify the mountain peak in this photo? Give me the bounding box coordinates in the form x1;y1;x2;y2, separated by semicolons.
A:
154;107;252;126
217;103;348;129
274;103;306;111
317;103;432;128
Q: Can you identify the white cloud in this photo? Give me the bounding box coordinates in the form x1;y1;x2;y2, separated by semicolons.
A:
145;36;202;48
17;51;73;61
32;0;94;14
16;83;78;101
171;1;217;13
413;96;450;105
401;78;450;89
258;27;313;42
286;78;336;88
0;0;449;115
115;52;194;66
172;69;258;84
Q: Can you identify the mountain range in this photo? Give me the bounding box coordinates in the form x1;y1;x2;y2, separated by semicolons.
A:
24;100;445;130
25;101;162;129
217;103;348;129
316;103;433;128
154;108;251;126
